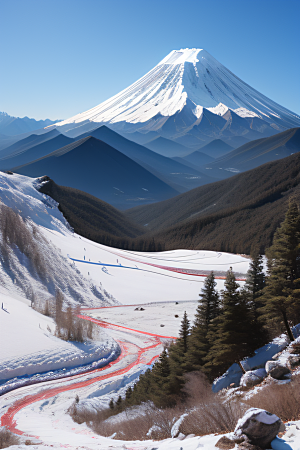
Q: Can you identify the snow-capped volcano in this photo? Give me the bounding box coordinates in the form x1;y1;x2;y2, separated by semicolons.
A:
52;48;300;143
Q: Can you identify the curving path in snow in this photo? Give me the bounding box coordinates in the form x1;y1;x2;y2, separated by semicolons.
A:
0;311;177;449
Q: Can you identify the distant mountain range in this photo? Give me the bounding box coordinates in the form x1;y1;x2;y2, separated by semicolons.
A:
1;48;300;210
0;125;220;207
203;127;300;179
0;111;58;136
13;136;181;209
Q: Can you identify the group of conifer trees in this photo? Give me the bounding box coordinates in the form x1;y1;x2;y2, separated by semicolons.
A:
110;198;300;410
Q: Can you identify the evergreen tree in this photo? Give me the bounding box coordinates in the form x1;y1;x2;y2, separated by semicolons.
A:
116;395;122;409
205;269;253;378
245;255;265;301
261;199;300;340
150;349;173;407
125;386;132;402
109;398;114;409
186;272;220;371
243;255;268;349
178;311;190;353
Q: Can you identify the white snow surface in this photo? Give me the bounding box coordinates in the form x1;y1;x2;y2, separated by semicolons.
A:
0;172;117;307
0;289;117;383
0;172;299;450
53;48;300;128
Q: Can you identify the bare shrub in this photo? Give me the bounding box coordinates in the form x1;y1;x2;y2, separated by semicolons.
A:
91;405;180;441
246;374;300;421
179;371;246;436
182;371;214;407
69;403;113;425
70;371;245;440
0;427;20;449
180;399;245;436
54;294;95;342
0;203;47;278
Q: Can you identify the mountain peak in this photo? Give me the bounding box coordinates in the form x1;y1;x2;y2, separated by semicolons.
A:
53;48;300;135
159;48;203;65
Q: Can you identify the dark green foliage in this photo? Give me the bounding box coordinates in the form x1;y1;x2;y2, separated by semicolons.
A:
125;386;132;401
261;199;300;340
116;395;123;409
205;270;254;378
109;399;114;410
243;255;268;348
186;272;220;372
179;311;190;354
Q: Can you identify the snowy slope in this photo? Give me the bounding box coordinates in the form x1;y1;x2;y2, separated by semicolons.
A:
0;172;117;307
0;289;117;385
52;48;300;134
1;171;298;450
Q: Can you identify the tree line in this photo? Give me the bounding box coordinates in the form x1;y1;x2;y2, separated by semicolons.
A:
111;198;300;410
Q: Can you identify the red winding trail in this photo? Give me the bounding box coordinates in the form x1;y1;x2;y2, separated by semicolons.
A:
0;312;176;438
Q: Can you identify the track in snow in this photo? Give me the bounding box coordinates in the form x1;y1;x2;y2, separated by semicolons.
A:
0;310;175;442
69;253;247;281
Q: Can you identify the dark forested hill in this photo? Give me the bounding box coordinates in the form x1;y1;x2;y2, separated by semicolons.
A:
125;151;300;254
38;179;164;250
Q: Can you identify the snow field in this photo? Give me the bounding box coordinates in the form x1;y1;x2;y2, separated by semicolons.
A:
85;301;199;337
5;172;297;449
45;227;250;305
0;289;118;384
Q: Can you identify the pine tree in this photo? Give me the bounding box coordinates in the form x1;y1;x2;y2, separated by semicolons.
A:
205;269;253;378
178;311;190;353
150;349;173;407
261;199;300;340
243;255;268;349
125;386;132;401
109;398;114;409
116;395;122;409
186;272;220;371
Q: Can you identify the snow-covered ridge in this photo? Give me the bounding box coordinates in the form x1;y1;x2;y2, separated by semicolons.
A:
0;171;117;307
52;48;300;129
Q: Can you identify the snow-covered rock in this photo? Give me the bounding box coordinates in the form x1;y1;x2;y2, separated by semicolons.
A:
265;361;291;380
240;369;267;389
242;336;289;372
234;408;285;448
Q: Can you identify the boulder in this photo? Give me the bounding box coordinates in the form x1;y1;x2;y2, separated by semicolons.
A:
265;361;290;379
233;408;284;448
240;369;266;388
215;436;236;449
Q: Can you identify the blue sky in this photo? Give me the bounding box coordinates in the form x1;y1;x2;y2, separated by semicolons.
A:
1;0;299;120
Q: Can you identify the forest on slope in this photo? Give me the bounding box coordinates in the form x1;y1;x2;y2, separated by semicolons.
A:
36;149;300;255
126;151;300;255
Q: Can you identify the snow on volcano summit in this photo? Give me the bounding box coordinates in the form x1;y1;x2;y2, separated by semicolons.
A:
53;48;300;131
